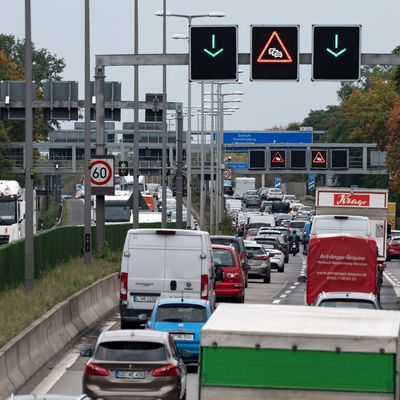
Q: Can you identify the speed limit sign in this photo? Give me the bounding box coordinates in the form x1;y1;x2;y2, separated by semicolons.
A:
90;156;115;195
223;168;232;180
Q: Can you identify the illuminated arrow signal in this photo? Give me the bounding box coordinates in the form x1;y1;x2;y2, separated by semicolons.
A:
257;31;293;63
272;151;285;163
313;151;326;164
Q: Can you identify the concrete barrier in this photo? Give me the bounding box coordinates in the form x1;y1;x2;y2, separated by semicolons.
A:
0;273;119;400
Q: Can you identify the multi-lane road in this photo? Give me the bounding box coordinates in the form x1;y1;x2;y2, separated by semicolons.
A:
16;251;400;400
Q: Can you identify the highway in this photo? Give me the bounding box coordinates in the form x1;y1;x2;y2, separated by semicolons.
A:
15;251;400;399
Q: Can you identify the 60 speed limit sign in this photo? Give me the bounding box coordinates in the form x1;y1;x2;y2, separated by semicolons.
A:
90;156;115;195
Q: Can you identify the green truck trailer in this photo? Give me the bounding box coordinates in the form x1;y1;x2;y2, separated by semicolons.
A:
199;303;400;400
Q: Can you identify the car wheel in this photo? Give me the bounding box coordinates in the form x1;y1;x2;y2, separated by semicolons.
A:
284;256;289;263
263;274;271;284
278;265;285;273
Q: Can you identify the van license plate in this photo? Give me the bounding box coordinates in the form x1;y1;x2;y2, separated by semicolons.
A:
116;370;146;379
171;333;194;341
134;295;158;302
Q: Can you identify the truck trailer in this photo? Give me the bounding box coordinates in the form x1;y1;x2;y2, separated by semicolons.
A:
199;303;400;400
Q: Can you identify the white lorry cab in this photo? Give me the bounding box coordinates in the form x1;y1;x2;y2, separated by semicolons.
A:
119;229;216;328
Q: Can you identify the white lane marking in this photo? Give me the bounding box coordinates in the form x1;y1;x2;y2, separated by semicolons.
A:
384;271;399;287
32;320;115;394
285;290;291;294
289;286;296;289
280;294;287;298
272;300;281;304
294;282;300;286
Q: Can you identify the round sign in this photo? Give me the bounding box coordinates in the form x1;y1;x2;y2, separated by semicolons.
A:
223;168;232;180
90;159;113;186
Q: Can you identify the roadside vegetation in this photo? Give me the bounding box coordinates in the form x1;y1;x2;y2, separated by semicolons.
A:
0;250;120;348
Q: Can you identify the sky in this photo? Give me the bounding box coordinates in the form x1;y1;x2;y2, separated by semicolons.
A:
2;0;400;131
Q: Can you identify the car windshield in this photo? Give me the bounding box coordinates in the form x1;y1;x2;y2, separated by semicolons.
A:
95;341;167;361
213;249;235;267
156;305;207;323
246;246;264;255
261;243;279;250
290;221;306;229
319;300;377;309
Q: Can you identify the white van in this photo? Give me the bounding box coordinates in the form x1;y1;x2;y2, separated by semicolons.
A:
247;213;276;229
119;229;216;328
311;215;371;236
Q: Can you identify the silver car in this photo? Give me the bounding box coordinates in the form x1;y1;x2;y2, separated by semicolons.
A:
244;241;271;283
81;330;187;400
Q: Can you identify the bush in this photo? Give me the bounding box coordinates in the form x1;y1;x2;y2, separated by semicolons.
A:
41;202;61;229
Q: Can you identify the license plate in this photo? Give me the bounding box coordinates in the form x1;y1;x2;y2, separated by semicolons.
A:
133;295;158;302
116;370;146;379
171;333;194;341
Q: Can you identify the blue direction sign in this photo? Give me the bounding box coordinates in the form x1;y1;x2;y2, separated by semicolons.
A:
225;162;249;169
223;131;313;145
308;174;316;191
275;177;282;189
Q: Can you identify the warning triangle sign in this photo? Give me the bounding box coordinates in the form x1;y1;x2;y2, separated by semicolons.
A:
272;151;285;163
313;151;326;164
257;31;293;64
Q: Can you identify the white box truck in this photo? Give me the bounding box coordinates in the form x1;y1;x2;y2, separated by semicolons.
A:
199;303;400;400
234;177;256;199
315;187;388;262
119;229;216;328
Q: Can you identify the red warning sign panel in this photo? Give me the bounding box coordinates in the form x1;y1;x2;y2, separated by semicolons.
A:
257;31;293;63
270;150;286;169
311;149;327;169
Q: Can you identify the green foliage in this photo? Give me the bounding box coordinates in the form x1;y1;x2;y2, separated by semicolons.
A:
40;202;60;229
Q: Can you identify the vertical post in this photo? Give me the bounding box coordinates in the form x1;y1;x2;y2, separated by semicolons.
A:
161;0;167;227
95;65;105;250
83;0;92;264
209;82;215;234
176;105;183;229
132;0;140;229
200;82;205;230
215;84;220;234
186;18;192;229
219;93;225;229
24;0;34;291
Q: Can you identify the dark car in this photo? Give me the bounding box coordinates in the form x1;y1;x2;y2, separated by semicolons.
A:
253;235;288;264
274;213;292;226
244;195;261;208
210;235;249;287
387;236;400;261
256;230;289;263
81;330;187;400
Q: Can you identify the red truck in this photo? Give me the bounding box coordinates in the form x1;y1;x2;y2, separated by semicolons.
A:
306;234;379;308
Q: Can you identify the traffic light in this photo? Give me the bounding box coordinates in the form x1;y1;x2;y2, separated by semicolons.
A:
251;25;299;81
331;149;348;169
312;25;361;81
290;149;307;169
249;150;266;169
311;149;328;169
118;161;129;176
190;25;238;81
270;149;286;169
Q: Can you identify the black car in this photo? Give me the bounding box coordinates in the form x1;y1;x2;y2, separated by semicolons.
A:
253;235;289;263
245;195;261;208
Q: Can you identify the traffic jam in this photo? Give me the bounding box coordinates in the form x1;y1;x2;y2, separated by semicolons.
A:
39;184;400;400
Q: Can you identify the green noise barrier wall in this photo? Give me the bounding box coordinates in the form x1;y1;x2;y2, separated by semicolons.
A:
0;222;175;292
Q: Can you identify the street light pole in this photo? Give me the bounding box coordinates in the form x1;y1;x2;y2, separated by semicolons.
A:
209;82;215;234
200;82;205;230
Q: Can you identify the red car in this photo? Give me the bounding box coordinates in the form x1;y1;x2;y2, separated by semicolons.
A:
387;236;400;261
212;244;245;303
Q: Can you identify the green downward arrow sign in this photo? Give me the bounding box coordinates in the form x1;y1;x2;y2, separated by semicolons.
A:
326;34;347;58
204;34;224;58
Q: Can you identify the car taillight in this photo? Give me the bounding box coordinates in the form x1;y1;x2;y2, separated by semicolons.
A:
85;362;109;376
225;272;241;281
151;363;178;377
201;274;208;299
254;255;268;261
120;272;128;300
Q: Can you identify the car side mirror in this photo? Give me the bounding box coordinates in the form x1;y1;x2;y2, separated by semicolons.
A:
215;266;224;282
80;348;93;357
247;252;253;259
298;275;307;283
